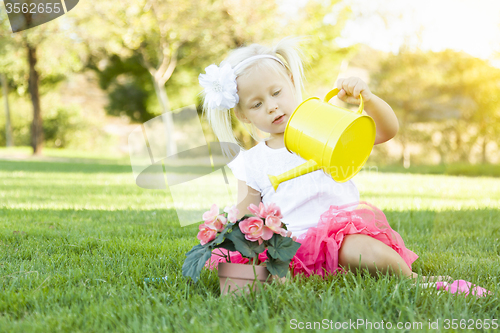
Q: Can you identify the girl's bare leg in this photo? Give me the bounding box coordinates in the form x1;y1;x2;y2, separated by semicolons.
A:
338;234;452;282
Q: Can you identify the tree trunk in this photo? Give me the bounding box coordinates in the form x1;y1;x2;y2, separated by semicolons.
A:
403;146;410;169
400;139;410;168
454;127;468;162
27;44;43;155
436;145;446;165
481;136;488;164
152;77;177;158
399;130;410;168
1;74;13;147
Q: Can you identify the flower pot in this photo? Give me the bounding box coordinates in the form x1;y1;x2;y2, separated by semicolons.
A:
218;262;272;296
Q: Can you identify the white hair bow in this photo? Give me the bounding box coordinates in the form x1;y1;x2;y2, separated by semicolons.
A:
199;55;286;111
199;63;239;110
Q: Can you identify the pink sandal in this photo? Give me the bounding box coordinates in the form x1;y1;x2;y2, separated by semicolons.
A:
436;280;493;297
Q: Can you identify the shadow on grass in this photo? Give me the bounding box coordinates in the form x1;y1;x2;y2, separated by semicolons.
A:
0;160;214;175
374;163;500;178
0;206;200;235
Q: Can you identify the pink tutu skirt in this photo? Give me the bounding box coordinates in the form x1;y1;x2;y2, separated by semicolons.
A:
205;201;419;278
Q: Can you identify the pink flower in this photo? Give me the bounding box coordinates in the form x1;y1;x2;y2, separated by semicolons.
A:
264;202;283;218
202;204;227;231
197;224;217;245
247;203;264;218
239;217;274;244
224;205;239;223
248;202;283;219
265;215;282;233
202;203;219;222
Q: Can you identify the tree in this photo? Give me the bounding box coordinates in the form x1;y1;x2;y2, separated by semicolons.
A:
284;0;355;94
1;73;13;146
372;49;500;165
73;0;282;156
0;14;47;154
0;9;85;154
90;53;155;123
436;51;500;164
0;11;23;148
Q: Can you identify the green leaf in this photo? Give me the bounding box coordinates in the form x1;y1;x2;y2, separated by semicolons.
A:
266;234;301;261
225;227;265;258
265;257;290;278
182;244;212;283
216;238;236;252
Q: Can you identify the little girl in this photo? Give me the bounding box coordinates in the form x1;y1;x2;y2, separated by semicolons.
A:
198;37;451;285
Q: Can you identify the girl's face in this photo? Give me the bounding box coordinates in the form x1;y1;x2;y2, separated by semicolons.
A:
235;64;297;136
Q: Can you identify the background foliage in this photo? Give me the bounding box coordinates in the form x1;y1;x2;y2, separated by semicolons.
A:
0;0;499;165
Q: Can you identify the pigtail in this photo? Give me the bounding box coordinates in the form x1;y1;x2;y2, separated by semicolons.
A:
201;100;245;159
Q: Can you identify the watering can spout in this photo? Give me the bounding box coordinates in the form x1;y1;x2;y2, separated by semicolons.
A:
269;160;320;191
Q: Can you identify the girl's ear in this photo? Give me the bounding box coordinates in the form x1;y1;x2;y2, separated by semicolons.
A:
289;73;295;87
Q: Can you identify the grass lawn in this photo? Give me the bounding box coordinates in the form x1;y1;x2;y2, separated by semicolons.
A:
1;157;499;332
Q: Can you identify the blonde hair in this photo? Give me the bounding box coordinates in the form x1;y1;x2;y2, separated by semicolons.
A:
201;37;307;153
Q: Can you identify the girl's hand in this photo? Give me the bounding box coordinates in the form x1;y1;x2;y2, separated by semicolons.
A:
335;77;373;105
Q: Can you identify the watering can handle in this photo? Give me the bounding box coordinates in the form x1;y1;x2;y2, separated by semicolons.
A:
323;88;364;115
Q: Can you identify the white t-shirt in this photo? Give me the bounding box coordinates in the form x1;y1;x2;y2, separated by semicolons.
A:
227;141;360;237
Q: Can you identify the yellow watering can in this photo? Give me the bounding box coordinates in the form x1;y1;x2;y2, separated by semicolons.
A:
268;88;376;191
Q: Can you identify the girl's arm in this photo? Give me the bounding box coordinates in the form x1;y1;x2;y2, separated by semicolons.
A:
235;179;261;220
363;94;399;145
336;77;399;145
